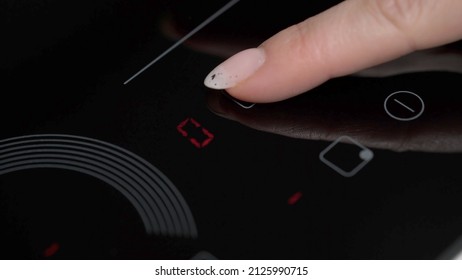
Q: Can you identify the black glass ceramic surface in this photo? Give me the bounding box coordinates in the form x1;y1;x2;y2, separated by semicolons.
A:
1;0;462;259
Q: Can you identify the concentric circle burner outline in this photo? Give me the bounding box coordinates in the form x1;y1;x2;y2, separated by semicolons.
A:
0;134;197;239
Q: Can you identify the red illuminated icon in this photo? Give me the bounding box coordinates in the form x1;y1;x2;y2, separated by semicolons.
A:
287;192;303;205
42;242;60;258
177;118;214;148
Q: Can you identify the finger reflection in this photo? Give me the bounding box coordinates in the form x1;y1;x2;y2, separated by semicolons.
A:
207;74;462;153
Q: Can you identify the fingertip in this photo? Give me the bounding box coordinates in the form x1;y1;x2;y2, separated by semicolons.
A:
205;21;332;103
203;48;265;90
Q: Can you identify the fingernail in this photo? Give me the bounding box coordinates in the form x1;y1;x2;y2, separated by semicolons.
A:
204;48;265;89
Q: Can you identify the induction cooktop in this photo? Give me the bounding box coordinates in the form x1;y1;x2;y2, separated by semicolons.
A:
2;0;462;260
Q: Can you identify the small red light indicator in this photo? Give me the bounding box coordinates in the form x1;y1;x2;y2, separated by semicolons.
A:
288;192;303;205
177;118;214;148
43;242;60;257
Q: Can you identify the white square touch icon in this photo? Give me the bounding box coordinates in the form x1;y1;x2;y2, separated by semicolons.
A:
319;136;374;177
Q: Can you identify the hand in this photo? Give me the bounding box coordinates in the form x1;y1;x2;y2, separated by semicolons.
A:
204;0;462;103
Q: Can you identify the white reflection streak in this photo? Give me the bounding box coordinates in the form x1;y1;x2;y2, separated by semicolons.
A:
124;0;241;85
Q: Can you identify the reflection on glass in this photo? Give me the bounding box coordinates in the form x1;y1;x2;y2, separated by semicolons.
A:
207;73;462;153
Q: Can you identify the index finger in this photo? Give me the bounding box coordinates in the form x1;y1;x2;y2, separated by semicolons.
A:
205;0;462;102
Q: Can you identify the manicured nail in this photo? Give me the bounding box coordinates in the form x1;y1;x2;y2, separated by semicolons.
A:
204;48;265;89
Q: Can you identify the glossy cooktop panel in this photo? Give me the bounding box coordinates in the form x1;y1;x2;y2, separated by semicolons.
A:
2;0;462;259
